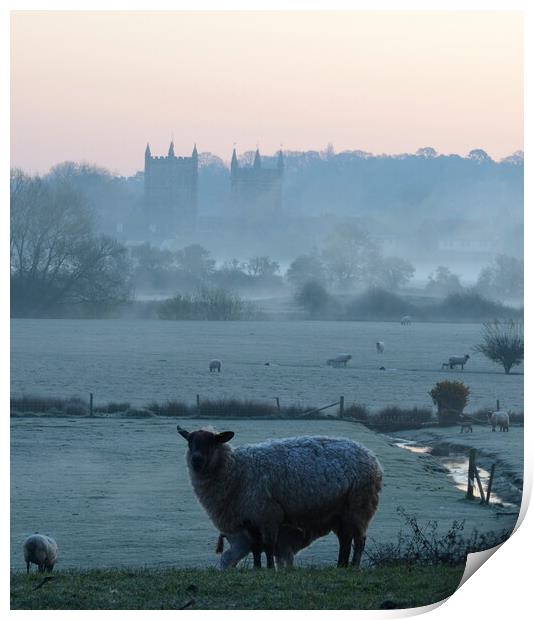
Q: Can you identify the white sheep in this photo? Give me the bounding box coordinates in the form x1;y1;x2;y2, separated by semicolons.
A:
488;411;510;432
376;342;385;354
400;315;412;325
23;534;58;573
326;354;352;368
209;359;222;373
446;354;470;370
177;427;383;568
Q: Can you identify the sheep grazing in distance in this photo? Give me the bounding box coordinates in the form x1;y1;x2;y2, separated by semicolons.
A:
444;354;470;370
23;534;58;574
209;359;222;373
177;426;383;568
400;315;412;325
376;342;385;354
326;354;352;368
488;411;510;432
217;519;337;569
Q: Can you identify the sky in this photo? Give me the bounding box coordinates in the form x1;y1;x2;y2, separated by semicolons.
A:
10;10;523;176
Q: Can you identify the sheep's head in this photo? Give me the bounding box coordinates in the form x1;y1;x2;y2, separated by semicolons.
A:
177;426;234;475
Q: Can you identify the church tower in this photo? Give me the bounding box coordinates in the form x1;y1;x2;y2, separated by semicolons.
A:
230;148;283;214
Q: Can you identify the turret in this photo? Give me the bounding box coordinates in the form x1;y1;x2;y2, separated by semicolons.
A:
277;149;284;172
145;143;151;162
231;148;238;174
192;144;198;160
168;140;175;157
253;148;261;169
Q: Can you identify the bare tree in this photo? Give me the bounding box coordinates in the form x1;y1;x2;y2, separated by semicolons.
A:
474;320;523;375
10;170;132;316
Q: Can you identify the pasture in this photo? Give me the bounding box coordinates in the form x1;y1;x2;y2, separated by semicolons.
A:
10;319;523;412
10;417;518;571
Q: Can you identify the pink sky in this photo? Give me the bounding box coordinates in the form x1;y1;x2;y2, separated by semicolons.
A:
11;11;523;176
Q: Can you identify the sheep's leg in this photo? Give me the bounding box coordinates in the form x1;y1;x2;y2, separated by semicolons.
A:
262;528;278;569
336;526;352;568
351;534;366;567
251;542;262;569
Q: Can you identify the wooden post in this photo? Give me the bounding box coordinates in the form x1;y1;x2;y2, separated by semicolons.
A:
486;464;496;505
339;396;345;418
474;467;486;503
196;394;200;413
275;397;280;412
496;399;500;411
89;392;93;417
466;448;476;499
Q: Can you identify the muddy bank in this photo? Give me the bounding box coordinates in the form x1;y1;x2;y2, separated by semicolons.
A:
391;427;523;508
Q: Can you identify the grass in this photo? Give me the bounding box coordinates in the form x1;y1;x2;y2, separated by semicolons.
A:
10;565;464;610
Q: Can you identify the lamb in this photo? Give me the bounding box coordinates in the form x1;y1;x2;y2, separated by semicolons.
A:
23;534;58;574
217;519;337;569
209;359;222;373
376;342;385;354
326;354;352;368
488;411;510;432
176;427;383;568
445;354;470;370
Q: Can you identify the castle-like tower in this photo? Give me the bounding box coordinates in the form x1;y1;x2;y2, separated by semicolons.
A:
144;142;198;238
230;148;283;213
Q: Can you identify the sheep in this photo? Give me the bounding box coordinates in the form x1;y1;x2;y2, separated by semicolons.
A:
326;354;352;368
217;519;337;569
176;427;383;569
400;315;412;325
488;411;510;432
376;342;385;354
23;534;58;574
446;355;470;370
459;421;473;433
209;359;222;373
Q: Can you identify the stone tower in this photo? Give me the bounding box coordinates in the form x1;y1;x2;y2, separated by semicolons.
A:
144;142;198;239
230;148;283;213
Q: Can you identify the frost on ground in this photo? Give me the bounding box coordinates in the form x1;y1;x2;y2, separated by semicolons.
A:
10;418;519;571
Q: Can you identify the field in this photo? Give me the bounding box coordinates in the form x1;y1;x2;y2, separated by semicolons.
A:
10;319;523;412
10;417;519;572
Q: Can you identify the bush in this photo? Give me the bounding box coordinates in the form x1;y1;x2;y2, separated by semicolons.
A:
295;280;335;318
364;407;432;431
345;288;415;321
344;403;370;421
474;320;524;374
429;381;470;426
433;291;522;321
158;288;256;321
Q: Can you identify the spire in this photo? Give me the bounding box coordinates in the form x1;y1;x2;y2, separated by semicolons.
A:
253;148;261;169
231;148;238;172
168;140;175;157
192;144;198;159
277;149;284;171
145;143;151;159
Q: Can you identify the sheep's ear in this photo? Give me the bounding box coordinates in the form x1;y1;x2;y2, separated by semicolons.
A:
177;426;190;440
216;431;234;443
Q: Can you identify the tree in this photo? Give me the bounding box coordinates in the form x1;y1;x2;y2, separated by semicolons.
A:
429;381;470;426
416;147;438;158
176;244;215;280
321;223;381;290
246;256;280;278
295;280;333;318
130;242;175;290
476;255;524;300
425;266;463;296
372;256;415;290
10;170;132;316
286;254;326;289
474;320;523;374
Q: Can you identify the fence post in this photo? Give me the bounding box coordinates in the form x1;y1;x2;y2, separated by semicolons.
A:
89;392;93;417
275;397;280;412
486;464;496;504
339;396;345;418
496;399;500;411
196;394;200;413
467;448;477;499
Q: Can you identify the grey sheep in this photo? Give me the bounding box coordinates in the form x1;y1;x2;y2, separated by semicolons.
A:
23;534;58;573
209;359;222;373
176;427;383;568
488;411;510;432
326;354;352;368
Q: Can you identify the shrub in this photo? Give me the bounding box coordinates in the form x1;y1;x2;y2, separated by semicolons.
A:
345;288;415;321
344;403;370;421
158;288;256;321
429;381;470;426
295;280;334;318
434;291;521;321
474;320;524;374
364;406;432;431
